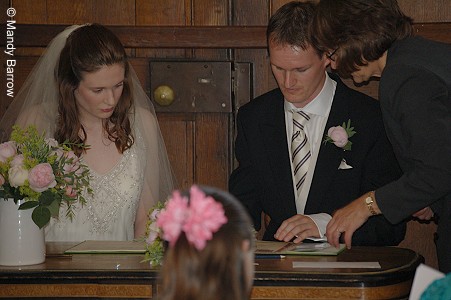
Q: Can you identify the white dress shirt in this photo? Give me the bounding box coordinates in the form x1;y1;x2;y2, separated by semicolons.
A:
284;72;337;239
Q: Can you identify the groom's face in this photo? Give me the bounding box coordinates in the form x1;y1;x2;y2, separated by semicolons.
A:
269;42;329;109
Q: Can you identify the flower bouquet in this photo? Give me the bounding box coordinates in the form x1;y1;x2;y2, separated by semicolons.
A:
143;201;167;266
0;125;92;228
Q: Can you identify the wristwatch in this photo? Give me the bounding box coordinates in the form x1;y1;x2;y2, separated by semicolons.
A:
365;191;378;216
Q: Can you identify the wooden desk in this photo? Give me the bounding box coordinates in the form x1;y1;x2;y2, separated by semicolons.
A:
0;242;423;299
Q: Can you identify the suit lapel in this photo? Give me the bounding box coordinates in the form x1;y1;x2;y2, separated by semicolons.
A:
260;92;297;213
306;78;351;212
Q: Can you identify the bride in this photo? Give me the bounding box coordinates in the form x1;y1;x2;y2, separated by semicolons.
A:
0;24;175;241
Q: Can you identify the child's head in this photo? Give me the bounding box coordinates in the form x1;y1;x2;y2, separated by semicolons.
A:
157;185;255;300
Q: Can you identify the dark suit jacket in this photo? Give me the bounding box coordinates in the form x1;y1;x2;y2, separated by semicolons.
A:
229;74;405;246
377;37;451;272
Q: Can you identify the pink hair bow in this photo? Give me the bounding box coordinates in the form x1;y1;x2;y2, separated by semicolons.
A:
156;185;228;250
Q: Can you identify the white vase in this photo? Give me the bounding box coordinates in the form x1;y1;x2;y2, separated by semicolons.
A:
0;198;46;266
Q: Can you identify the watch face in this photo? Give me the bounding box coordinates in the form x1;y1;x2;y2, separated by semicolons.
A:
365;196;373;204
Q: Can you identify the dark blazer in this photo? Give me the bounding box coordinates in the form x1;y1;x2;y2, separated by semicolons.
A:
377;37;451;272
229;74;405;246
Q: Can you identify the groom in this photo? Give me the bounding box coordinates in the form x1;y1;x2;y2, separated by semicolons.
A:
229;1;405;245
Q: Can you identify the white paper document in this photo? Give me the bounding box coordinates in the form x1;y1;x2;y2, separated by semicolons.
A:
409;264;444;300
64;240;147;254
292;261;381;269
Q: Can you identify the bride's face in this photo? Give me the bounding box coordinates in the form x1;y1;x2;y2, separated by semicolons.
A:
74;63;125;124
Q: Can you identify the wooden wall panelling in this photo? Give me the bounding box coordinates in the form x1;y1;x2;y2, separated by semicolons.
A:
232;0;268;174
9;0;46;24
1;2;8;23
129;58;151;92
155;84;221;189
92;0;136;25
46;0;94;24
0;55;38;122
148;60;234;189
233;0;271;109
128;56;207;195
135;0;189;58
398;0;451;22
184;0;231;189
234;49;274;103
193;113;230;190
45;0;136;25
191;0;230;60
399;220;439;269
193;0;229;25
9;24;450;50
9;0;48;58
157;113;195;190
134;0;188;185
136;0;188;26
233;0;268;26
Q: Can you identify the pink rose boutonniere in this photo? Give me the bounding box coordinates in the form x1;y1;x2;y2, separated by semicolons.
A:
323;119;356;151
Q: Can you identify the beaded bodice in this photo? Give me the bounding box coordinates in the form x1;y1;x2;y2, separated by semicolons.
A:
45;141;145;242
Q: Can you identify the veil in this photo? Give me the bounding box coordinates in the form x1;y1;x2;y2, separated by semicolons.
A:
0;24;176;211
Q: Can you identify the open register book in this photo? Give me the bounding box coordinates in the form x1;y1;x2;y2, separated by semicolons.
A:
64;240;147;254
255;240;346;256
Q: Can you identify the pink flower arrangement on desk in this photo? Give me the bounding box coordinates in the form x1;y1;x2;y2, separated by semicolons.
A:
143;201;166;266
323;119;356;151
143;185;227;266
0;125;93;228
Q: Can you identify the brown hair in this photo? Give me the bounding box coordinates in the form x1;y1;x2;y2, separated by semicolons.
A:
267;1;320;55
55;23;133;155
311;0;413;77
158;186;255;300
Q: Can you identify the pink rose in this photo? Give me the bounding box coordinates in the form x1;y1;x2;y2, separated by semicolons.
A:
327;126;348;148
64;150;79;163
51;148;64;159
150;209;160;221
146;221;160;244
10;154;24;167
28;163;57;192
0;141;17;162
65;185;77;198
63;151;80;174
0;174;5;186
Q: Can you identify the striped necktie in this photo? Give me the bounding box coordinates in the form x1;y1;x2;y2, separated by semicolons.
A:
291;110;311;195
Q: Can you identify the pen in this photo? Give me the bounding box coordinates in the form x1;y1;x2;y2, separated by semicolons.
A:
255;254;286;259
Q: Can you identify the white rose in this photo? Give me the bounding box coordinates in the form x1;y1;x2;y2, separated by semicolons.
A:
8;165;29;187
45;138;59;148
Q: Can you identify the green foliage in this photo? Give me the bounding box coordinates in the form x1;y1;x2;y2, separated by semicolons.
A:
141;201;167;266
143;238;165;266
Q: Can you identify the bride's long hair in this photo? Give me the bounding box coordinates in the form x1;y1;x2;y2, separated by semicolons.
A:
55;24;134;156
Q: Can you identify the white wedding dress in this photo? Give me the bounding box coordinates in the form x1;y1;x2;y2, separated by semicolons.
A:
45;134;146;242
0;24;176;242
